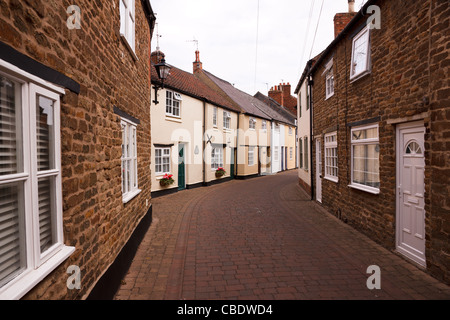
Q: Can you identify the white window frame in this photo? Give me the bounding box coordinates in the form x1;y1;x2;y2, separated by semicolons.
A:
211;145;223;170
325;70;334;99
350;25;371;81
262;120;267;131
349;123;380;194
248;147;255;166
0;63;74;300
166;90;181;118
121;118;140;203
324;132;338;182
120;0;136;57
304;136;309;171
155;147;171;175
212;106;218;127
223;111;231;130
289;147;293;160
289;127;293;135
249;117;256;130
299;138;303;168
323;58;334;99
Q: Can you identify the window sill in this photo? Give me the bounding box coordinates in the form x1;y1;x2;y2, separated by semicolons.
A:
350;70;371;83
120;35;138;62
155;174;172;180
325;176;338;183
348;183;379;194
122;188;142;204
0;245;75;300
325;93;334;100
165;116;182;123
223;128;232;133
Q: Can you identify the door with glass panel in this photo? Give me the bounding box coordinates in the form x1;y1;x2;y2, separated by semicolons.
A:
396;122;426;267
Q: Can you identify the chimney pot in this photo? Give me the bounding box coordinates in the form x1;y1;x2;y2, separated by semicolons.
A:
193;50;203;73
348;0;355;13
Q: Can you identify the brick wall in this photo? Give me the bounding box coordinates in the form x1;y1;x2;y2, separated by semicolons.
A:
311;0;449;284
0;0;154;299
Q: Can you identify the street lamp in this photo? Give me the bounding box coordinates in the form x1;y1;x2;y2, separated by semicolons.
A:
153;58;171;105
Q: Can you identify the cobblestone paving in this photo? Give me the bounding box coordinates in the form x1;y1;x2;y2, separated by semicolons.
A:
114;171;450;300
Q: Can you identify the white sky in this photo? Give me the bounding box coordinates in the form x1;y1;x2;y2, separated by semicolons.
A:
151;0;367;96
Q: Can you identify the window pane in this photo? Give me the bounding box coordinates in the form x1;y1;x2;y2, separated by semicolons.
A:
38;177;56;254
353;31;369;75
0;76;22;176
120;0;126;35
0;182;26;288
127;159;131;191
352;127;377;141
36;95;55;171
166;92;172;114
353;144;380;188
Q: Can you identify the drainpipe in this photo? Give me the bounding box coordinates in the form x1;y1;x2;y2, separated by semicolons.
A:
307;60;315;201
202;100;206;185
236;113;240;178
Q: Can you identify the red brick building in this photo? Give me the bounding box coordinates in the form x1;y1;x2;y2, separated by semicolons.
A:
268;83;297;116
307;0;449;284
0;0;155;299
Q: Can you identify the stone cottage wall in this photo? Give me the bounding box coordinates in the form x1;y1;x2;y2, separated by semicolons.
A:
0;0;153;299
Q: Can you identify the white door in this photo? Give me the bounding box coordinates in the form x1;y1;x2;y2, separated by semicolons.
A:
316;138;322;203
396;122;426;267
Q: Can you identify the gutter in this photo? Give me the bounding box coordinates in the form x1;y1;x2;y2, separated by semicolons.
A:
202;100;206;185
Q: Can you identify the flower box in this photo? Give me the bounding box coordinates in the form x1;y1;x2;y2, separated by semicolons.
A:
159;173;174;187
215;167;226;178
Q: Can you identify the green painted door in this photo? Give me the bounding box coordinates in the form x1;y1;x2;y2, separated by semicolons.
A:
178;144;185;190
230;148;236;180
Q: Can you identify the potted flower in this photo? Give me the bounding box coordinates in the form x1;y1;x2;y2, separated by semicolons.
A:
159;173;174;187
215;167;226;178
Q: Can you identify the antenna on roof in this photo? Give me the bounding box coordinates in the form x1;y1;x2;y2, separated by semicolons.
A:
187;37;199;51
155;23;162;51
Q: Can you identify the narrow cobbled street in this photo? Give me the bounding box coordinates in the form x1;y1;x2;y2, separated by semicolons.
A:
114;171;450;300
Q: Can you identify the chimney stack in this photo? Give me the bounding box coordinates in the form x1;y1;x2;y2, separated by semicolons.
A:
151;50;165;65
348;0;355;13
333;1;357;38
193;50;203;74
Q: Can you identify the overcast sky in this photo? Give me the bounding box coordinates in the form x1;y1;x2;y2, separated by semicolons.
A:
151;0;367;96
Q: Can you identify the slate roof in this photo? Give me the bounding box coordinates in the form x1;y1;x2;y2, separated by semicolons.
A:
151;64;241;113
253;92;297;126
200;70;271;120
